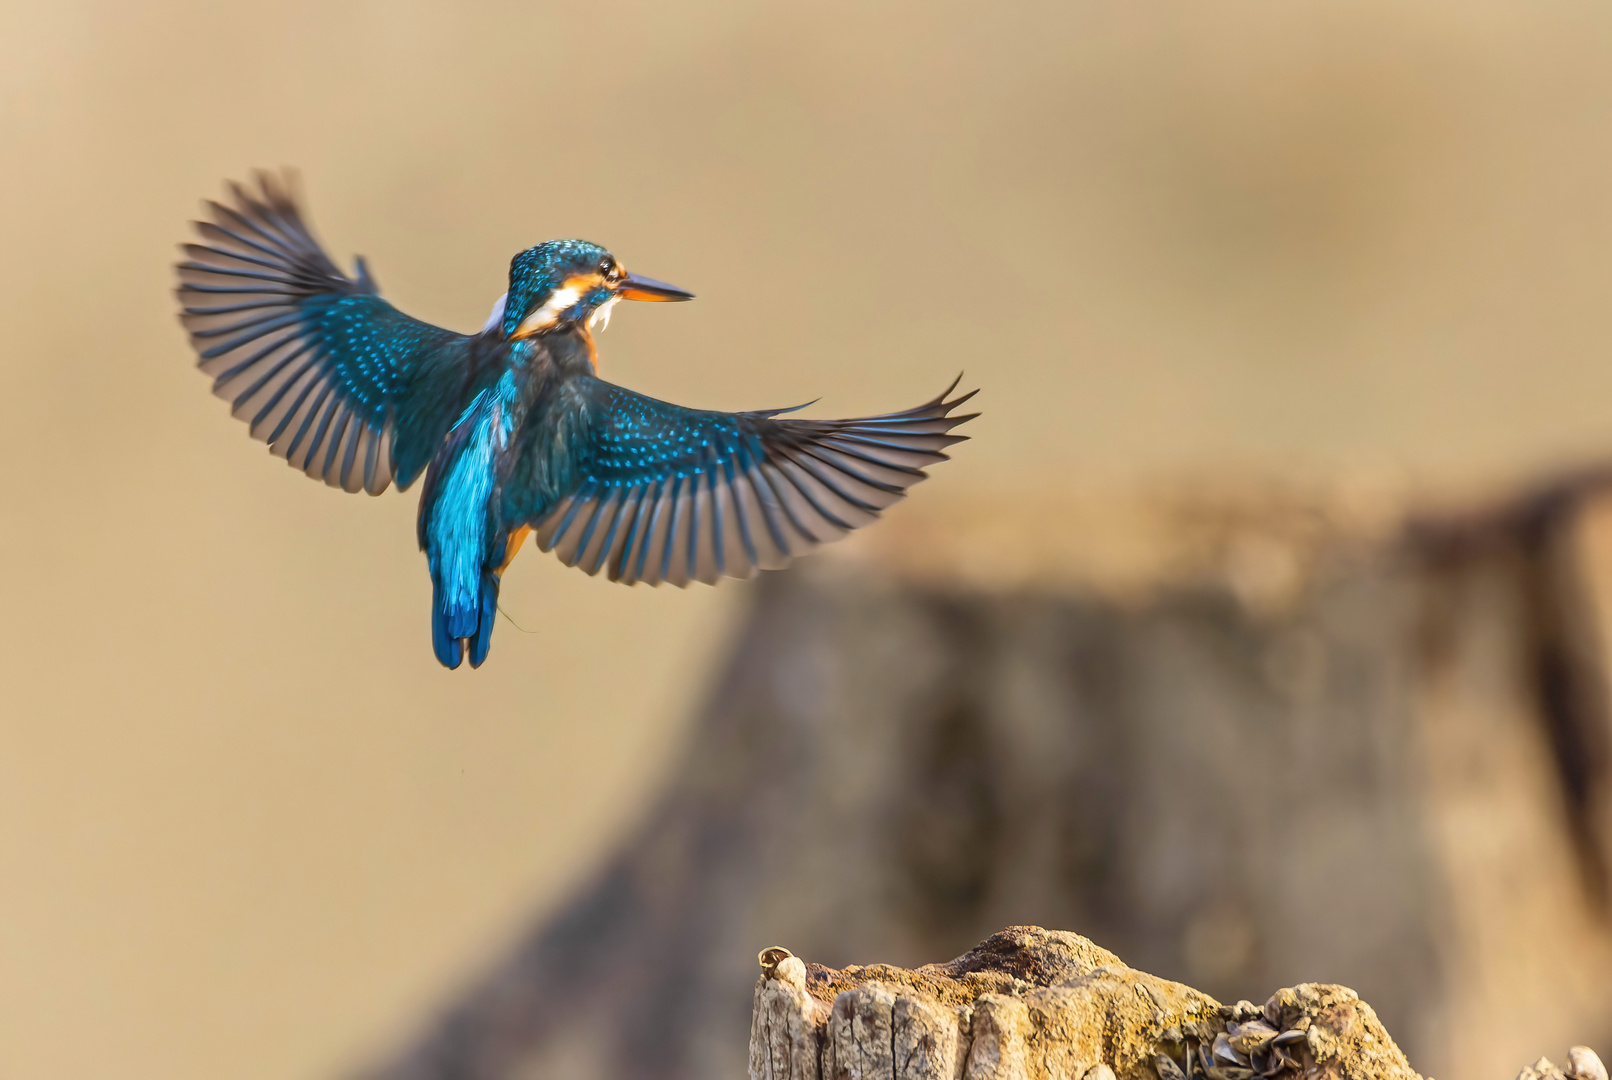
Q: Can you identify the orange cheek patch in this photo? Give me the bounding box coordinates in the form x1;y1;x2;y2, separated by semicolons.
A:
495;525;533;576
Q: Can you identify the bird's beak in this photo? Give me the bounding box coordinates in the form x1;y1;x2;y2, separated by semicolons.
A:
617;272;694;302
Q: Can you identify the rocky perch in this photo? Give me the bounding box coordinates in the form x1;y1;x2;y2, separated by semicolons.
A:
749;927;1604;1080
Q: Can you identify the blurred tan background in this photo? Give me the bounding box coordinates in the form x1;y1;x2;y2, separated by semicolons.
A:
5;2;1612;1078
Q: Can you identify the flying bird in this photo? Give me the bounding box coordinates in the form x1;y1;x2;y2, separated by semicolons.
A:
176;173;977;668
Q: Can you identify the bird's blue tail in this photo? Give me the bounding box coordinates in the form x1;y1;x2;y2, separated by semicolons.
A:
431;571;499;669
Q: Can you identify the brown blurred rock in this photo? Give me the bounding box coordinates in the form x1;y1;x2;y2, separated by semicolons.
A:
749;928;1422;1080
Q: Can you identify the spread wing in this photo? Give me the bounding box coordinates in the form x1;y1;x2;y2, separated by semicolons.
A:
175;172;489;494
508;376;977;587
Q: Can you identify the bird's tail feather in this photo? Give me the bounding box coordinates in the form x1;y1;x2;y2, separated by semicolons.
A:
431;571;500;669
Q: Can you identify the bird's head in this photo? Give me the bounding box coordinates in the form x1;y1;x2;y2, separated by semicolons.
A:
491;239;693;339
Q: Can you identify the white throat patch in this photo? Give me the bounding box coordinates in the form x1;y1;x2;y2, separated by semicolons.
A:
588;296;620;332
516;285;583;336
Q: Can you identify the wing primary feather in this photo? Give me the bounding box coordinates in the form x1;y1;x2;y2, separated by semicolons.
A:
606;483;644;580
756;461;820;546
232;179;320;261
660;475;686;585
690;480;717;584
178;281;302;297
195;219;296;262
258;365;321;443
202;326;299;379
875;377;969;417
192;220;289;263
686;468;705;583
177;261;312;286
636;480;664;584
605;486;641;573
254;360;320;439
212;332;308;394
812;418;970;436
179;297;288;318
326;410;353;485
233;351;317;426
572;485;618;568
362;421;383;494
925;373;964;405
369;425;395;495
284;380;337;463
258;173;330;259
826;388;978;422
547;483;598;551
182;236;320;276
812;437;931;476
837;415;977;432
275;375;328;457
607;484;639;581
642;479;675;583
183;250;330;290
742;465;791;557
230;203;304;260
587;486;629;575
327;409;356;485
225;344;313;418
722;456;759;567
340;423;365;492
211;197;300;258
819;433;952;465
306;393;346;476
191;307;301;343
774;453;859;529
628;478;666;583
791;445;905;499
607;485;648;580
704;452;725;577
263;193;334;267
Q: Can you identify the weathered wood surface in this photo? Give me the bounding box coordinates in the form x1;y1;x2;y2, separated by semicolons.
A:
749;927;1422;1080
753;927;1612;1080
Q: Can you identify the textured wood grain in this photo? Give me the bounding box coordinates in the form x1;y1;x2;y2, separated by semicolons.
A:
748;928;1425;1080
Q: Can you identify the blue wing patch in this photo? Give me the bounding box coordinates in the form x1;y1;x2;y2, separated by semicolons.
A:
519;376;978;587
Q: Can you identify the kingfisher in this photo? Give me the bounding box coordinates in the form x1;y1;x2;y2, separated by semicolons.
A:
176;173;977;668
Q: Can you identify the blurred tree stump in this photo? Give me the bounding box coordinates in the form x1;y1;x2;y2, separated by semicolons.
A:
359;478;1612;1080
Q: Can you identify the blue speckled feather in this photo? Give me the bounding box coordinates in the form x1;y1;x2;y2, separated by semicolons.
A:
176;172;496;492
